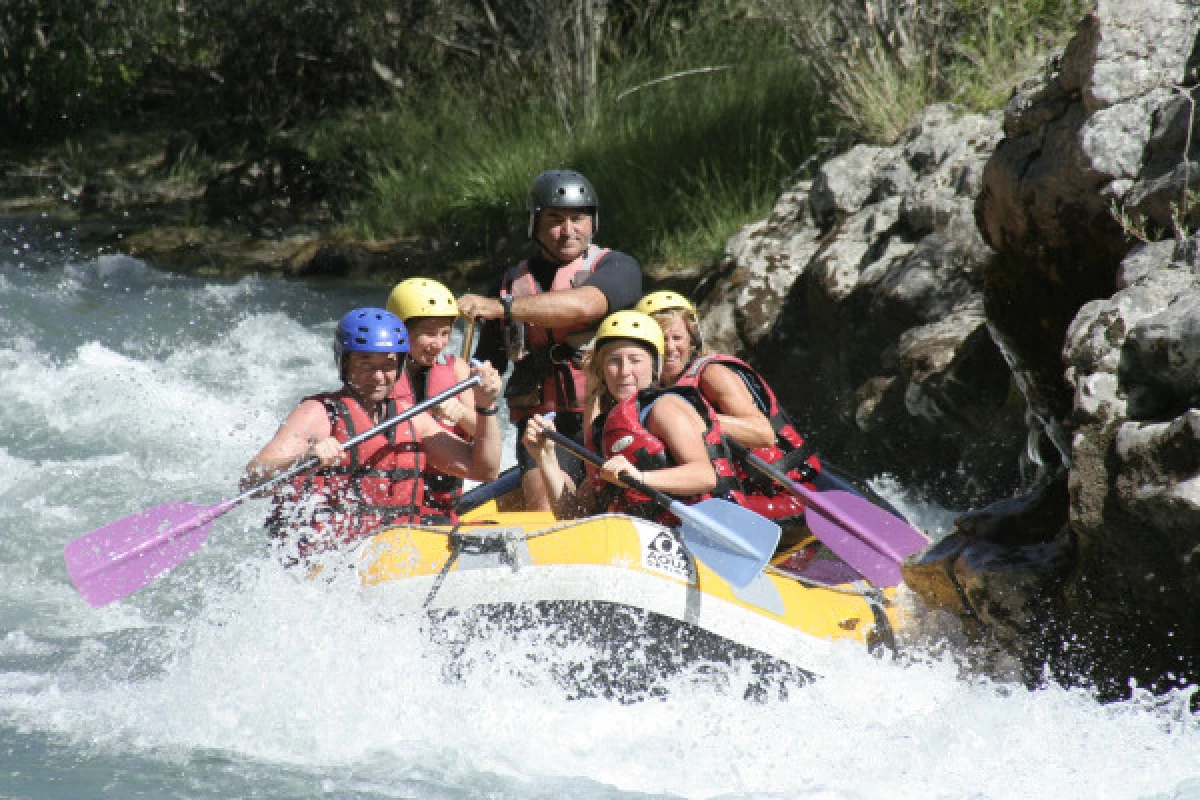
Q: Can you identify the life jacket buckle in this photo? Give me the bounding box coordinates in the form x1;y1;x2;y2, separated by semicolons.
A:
548;342;579;365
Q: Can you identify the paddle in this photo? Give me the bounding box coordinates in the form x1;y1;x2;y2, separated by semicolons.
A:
455;465;523;514
727;440;929;587
460;317;477;360
64;375;483;608
540;428;781;588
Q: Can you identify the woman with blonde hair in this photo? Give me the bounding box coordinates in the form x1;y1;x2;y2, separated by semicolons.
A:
521;310;745;521
635;291;828;553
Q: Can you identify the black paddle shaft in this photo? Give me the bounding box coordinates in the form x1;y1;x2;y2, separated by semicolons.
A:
542;428;680;511
727;439;794;495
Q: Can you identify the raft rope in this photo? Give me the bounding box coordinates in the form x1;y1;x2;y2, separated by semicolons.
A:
395;515;889;604
387;513;635;541
421;518;467;609
762;564;875;596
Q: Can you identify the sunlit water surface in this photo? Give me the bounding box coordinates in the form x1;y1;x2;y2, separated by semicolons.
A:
2;218;1199;799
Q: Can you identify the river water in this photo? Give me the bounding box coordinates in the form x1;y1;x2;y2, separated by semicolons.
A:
3;218;1200;799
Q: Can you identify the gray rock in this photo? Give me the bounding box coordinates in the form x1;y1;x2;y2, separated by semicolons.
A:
701;0;1200;693
707;104;1021;502
892;0;1200;692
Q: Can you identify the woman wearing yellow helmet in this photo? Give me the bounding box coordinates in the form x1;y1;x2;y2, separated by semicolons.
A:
636;290;775;448
386;277;476;514
635;291;705;388
637;291;826;548
522;311;747;522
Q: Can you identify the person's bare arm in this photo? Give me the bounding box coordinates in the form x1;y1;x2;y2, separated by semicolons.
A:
605;396;716;496
422;362;503;481
698;364;775;449
433;356;478;437
457;285;609;328
521;414;595;517
240;400;333;491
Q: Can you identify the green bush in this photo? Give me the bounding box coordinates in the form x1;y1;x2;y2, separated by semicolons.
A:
0;0;179;140
348;1;823;270
0;0;462;142
1;0;1088;276
759;0;1088;143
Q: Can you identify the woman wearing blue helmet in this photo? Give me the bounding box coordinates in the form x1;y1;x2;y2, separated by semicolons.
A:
242;307;503;561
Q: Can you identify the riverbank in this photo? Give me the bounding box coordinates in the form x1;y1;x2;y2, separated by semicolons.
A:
0;129;489;290
0;128;723;295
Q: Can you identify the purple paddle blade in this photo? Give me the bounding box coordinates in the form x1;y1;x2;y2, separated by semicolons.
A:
64;500;232;607
62;376;484;608
801;489;929;587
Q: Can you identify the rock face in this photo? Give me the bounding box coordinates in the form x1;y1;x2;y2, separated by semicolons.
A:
702;105;1028;506
1057;242;1200;690
710;0;1200;692
967;0;1200;692
977;0;1200;443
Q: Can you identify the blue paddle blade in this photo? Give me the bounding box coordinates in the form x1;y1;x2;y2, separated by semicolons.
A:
673;497;781;589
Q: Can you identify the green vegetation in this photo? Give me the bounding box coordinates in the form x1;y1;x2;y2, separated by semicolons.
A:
323;13;822;269
1;0;1087;274
764;0;1089;143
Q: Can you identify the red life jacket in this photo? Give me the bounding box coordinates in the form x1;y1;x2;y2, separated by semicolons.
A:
392;354;466;515
673;354;821;523
590;386;745;525
501;246;610;418
267;390;453;560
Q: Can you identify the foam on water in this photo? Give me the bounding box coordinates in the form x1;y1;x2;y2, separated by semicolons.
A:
2;249;1200;799
5;561;1200;799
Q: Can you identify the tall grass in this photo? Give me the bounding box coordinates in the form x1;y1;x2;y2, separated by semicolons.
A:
944;1;1086;112
299;0;1087;274
763;0;1088;144
311;7;824;273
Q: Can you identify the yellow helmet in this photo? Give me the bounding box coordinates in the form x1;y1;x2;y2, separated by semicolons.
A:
386;278;459;322
594;310;665;358
635;290;696;317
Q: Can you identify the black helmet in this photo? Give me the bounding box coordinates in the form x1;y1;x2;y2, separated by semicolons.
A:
527;169;598;238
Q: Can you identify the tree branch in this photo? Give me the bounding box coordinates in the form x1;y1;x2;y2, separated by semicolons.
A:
616;65;736;102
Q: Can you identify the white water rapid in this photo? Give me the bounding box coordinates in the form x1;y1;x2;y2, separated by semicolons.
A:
2;220;1199;799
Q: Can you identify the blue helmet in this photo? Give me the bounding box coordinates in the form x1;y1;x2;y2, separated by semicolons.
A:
333;308;409;375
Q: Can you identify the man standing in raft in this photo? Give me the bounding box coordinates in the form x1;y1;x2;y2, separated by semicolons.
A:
386;277;476;519
457;169;643;511
241;307;503;562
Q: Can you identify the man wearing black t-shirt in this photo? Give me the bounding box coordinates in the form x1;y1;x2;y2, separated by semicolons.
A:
457;169;643;511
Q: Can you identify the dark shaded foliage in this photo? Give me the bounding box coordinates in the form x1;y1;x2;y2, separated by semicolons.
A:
0;0;714;144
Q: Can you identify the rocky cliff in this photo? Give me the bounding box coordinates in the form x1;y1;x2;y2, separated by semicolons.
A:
701;104;1029;508
703;0;1200;695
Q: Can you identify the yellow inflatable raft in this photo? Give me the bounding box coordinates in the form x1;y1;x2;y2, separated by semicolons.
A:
354;501;902;674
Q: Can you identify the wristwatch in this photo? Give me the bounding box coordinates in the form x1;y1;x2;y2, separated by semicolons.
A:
500;294;514;325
